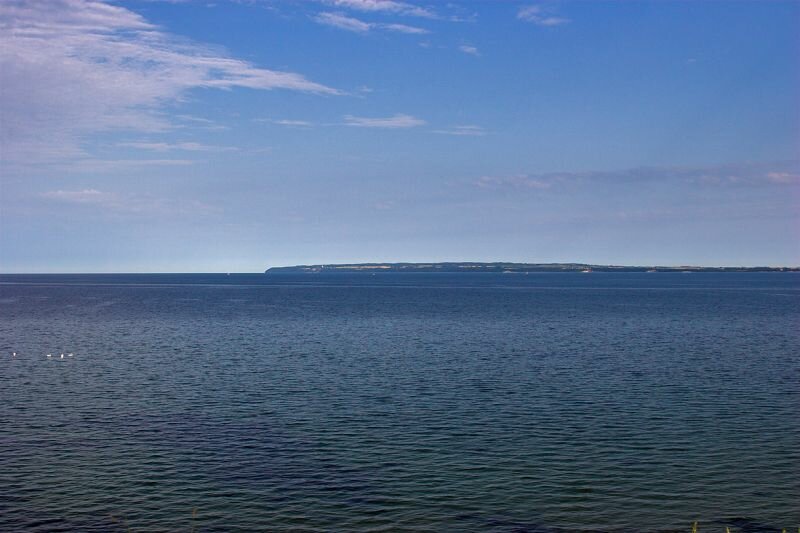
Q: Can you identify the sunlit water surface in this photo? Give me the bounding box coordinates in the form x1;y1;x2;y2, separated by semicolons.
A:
1;273;798;532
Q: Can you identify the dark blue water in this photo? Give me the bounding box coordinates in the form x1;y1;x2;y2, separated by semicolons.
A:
1;273;798;532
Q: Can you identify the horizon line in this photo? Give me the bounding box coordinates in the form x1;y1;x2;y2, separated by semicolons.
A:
2;261;800;275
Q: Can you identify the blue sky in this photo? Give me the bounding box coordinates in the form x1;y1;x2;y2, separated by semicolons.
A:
1;0;798;272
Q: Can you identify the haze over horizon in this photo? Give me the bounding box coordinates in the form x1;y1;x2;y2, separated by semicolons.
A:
1;0;798;273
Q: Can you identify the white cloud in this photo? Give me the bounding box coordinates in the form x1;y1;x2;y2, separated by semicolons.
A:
117;141;238;152
323;0;435;18
382;23;429;34
42;189;114;204
517;5;570;26
314;11;428;34
59;158;196;174
343;114;426;128
269;119;314;127
176;115;215;124
765;172;800;184
434;125;486;136
41;188;218;215
0;0;339;163
175;115;229;130
476;175;551;190
315;11;372;32
458;44;479;56
373;200;394;210
474;161;800;191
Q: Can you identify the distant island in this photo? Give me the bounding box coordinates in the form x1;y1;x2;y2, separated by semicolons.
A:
266;262;799;274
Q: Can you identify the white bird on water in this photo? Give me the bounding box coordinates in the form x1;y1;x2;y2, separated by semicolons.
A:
67;353;73;357
46;354;52;359
12;352;16;357
60;353;64;359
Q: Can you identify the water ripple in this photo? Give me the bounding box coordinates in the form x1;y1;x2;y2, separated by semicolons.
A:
1;273;798;531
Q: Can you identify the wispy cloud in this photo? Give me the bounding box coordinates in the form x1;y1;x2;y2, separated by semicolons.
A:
458;44;480;56
765;171;799;184
268;119;314;127
476;175;551;190
314;11;428;33
323;0;436;18
474;161;800;190
382;22;429;34
57;158;196;174
315;11;372;32
343;114;426;128
175;115;229;131
117;141;238;152
517;5;570;26
42;189;116;205
41;188;218;215
373;200;394;210
0;0;339;163
176;115;215;124
434;125;486;136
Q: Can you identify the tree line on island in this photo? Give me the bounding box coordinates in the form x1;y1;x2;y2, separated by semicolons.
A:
265;262;798;274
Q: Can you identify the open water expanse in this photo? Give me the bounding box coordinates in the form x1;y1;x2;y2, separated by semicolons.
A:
0;273;798;532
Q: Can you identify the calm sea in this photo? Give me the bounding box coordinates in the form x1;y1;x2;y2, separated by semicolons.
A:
1;273;798;532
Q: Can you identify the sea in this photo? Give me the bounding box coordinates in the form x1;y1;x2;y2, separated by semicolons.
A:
0;273;798;532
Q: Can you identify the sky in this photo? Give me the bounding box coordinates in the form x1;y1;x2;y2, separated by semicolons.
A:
0;0;798;272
